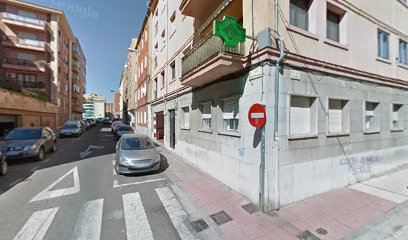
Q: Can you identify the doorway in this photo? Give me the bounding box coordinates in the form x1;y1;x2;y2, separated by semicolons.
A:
156;112;165;143
169;110;176;149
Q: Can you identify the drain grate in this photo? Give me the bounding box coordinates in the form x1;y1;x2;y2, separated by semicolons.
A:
297;230;321;240
242;203;260;215
191;219;209;233
210;211;232;225
316;228;328;235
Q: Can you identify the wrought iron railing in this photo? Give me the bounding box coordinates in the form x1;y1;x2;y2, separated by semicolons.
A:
181;32;245;76
2;12;45;26
1;57;37;67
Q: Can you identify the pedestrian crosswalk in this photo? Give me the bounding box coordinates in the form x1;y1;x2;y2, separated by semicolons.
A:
12;187;201;240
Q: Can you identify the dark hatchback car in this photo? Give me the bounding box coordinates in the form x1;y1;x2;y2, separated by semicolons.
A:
0;127;57;161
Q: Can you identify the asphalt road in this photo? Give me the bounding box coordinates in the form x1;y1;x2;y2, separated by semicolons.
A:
0;125;223;240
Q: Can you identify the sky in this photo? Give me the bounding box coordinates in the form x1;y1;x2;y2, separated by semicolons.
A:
24;0;148;102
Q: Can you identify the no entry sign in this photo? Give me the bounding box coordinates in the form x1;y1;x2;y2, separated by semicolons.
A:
248;104;266;128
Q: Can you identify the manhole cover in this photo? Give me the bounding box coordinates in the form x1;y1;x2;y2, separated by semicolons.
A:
242;203;260;215
316;228;328;235
210;211;232;225
191;219;209;233
297;230;321;240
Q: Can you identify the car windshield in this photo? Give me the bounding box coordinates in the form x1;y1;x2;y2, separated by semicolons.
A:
121;137;154;150
4;129;41;140
63;124;77;129
117;125;132;131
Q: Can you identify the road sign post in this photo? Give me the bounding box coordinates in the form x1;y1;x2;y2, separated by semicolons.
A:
248;104;267;211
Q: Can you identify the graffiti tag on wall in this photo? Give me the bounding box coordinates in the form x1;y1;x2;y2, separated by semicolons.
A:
339;155;380;175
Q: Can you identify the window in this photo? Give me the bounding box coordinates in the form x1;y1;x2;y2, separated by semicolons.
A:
328;99;349;134
327;10;340;42
365;102;380;132
170;61;176;80
170;11;176;35
378;30;390;59
223;97;239;131
290;0;310;31
290;96;317;136
182;107;190;129
399;40;408;65
392;104;403;130
161;71;165;87
154;78;158;99
144;112;147;124
200;102;212;130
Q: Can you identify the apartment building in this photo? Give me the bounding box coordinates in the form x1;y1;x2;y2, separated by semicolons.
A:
122;38;137;127
71;40;86;121
83;93;105;119
134;16;150;135
0;0;86;133
113;91;121;117
174;0;408;211
105;102;113;118
148;0;194;146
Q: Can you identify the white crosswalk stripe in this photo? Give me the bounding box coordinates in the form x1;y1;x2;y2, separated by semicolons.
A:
14;188;201;240
13;207;59;240
71;199;104;240
122;192;154;240
156;187;197;240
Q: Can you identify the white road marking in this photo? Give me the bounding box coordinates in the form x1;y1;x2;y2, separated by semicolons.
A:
113;178;166;188
30;166;80;202
13;207;58;240
156;187;197;240
71;199;104;240
122;192;154;240
100;128;111;133
9;178;23;187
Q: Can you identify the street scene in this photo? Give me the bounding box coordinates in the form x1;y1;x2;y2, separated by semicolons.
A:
1;0;408;239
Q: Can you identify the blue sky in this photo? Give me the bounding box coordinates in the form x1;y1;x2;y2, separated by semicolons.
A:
25;0;148;102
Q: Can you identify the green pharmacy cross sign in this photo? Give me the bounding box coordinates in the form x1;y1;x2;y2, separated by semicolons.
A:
213;15;252;48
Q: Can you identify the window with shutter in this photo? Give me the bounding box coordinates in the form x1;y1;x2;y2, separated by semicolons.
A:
328;99;348;134
182;107;190;129
290;96;316;136
223;98;239;131
201;102;212;130
392;104;403;130
365;102;379;131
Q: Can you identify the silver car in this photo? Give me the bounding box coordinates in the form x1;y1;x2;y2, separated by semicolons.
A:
0;127;56;161
114;124;134;140
60;121;83;137
115;134;161;175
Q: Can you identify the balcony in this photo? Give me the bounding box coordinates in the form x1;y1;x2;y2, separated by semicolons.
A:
2;35;47;52
181;33;244;87
2;12;46;31
1;57;46;72
72;73;80;81
72;105;84;113
72;48;79;60
0;76;46;91
180;0;223;20
72;61;80;72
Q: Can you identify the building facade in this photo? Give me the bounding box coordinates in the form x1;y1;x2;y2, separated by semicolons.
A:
0;0;86;134
105;102;113;118
134;15;150;135
129;0;408;211
122;38;138;127
83;93;105;119
113;92;121;118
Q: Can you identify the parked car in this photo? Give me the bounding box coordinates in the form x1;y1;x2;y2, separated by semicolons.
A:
0;127;57;161
114;124;134;140
85;119;95;127
60;121;83;137
80;120;89;131
0;152;7;176
102;118;111;125
96;118;104;124
115;134;161;175
111;120;123;133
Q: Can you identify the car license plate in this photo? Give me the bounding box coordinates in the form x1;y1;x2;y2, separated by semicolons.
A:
66;132;72;135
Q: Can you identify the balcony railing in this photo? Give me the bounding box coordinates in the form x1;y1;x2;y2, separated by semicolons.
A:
182;32;245;76
2;12;45;26
72;73;80;81
2;57;37;68
0;76;45;89
17;38;46;48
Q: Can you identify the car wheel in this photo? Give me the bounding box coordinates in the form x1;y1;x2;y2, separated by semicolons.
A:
36;147;45;161
50;143;57;152
0;158;7;176
115;163;121;175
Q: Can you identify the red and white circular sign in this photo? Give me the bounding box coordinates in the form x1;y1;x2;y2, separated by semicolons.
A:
248;104;266;128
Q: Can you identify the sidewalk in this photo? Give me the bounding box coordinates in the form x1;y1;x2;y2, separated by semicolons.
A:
160;146;403;240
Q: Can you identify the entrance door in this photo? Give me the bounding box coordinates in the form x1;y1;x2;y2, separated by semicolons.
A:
0;115;17;137
169;110;176;149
